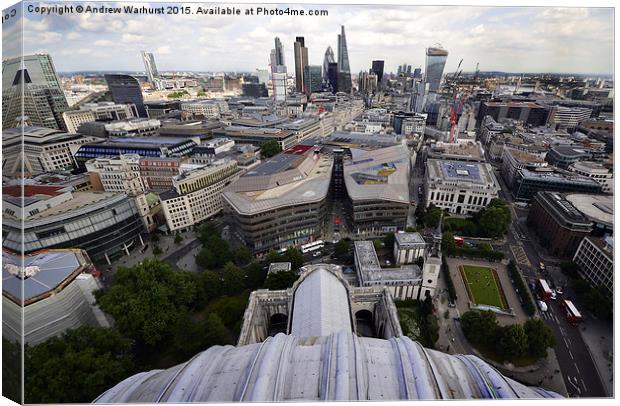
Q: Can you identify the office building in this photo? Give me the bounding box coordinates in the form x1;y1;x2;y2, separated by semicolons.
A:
85;154;147;195
569;161;613;193
323;46;335;81
104;118;161;137
411;80;429;113
160;159;241;232
358;71;378;95
2;126;100;176
573;236;613;298
144;100;181;118
141;51;159;83
344;145;411;236
425;159;500;215
548;106;592;132
2;189;146;264
2;249;109;345
337;25;352;93
104;74;147;117
501;148;548;192
294;37;309;93
270;37;286;71
73;136;198;169
2;53;70;130
476;101;549;128
527;191;593;259
513;169;602;201
303;65;322;94
564;193;613;237
394;232;427;264
371;60;385;85
545;145;591;169
327;62;339;92
62;102;137;133
242;82;269;97
223;145;333;255
424;46;448;92
428;141;485;162
413;67;422;79
180;99;229;118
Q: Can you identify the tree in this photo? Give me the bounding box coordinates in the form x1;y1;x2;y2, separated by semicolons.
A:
497;324;529;359
2;338;21;404
560;261;580;279
460;310;498;347
523;318;556;359
196;246;216;269
151;233;160;243
264;250;282;265
245;262;267;290
171;310;207;358
442;231;456;254
153;245;162;256
383;232;395;249
95;260;198;347
334;239;350;259
203;313;231;348
174;232;183;245
265;271;299;290
476;199;511;238
282;247;304;270
423;205;442;228
233;246;253;266
222;262;246;295
24;326;134;404
373;239;383;251
199;271;223;302
260;140;282;158
570;278;591;295
584;287;613;320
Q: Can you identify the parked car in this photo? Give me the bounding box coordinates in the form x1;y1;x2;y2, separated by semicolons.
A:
556;287;564;295
313;251;322;257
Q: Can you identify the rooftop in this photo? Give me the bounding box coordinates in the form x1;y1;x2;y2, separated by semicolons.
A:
564;194;613;227
2;249;90;305
28;191;119;219
395;232;427;247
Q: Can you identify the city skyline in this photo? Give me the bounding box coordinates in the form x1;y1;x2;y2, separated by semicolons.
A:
3;3;614;75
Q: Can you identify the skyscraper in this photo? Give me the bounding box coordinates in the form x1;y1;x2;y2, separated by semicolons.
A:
371;60;384;85
294;36;309;93
425;45;449;92
104;74;147;117
323;46;335;81
303;65;322;95
413;67;422;79
270;37;288;101
140;51;159;83
2;54;70;130
327;62;339;93
337;25;352;93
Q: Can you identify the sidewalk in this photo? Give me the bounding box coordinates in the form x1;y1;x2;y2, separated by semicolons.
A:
579;318;614;396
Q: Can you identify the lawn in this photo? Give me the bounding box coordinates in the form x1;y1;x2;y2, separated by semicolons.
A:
460;265;507;309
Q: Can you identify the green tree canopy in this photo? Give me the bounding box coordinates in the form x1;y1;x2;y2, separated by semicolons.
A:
245;262;267;290
222;262;246;295
281;246;304;270
523;318;556;359
233;246;253;266
260;140;282;158
174;232;183;245
265;271;299;290
25;326;134;404
95;259;198;347
460;310;498;347
334;239;350;259
497;324;529;359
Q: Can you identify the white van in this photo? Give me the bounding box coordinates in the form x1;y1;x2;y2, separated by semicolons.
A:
537;300;548;312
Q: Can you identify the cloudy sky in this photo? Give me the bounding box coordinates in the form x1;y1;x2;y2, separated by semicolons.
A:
3;1;614;74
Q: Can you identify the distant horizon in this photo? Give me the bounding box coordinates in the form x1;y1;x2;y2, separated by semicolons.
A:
3;3;613;76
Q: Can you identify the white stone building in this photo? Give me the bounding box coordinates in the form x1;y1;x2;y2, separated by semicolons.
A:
569;161;614;194
394;232;427;265
573;236;613;299
425;159;500;215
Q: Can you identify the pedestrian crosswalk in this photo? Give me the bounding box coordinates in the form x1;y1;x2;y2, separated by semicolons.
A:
510;244;531;267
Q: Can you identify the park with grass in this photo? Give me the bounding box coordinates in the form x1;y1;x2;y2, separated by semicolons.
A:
460;265;508;309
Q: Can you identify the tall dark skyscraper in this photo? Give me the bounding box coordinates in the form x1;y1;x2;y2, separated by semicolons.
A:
337;26;352;93
104;74;147;117
371;60;384;84
2;54;69;130
140;51;159;83
270;37;286;73
413;67;422;79
294;36;309;93
425;45;449;92
323;46;335;81
327;62;339;93
303;65;322;95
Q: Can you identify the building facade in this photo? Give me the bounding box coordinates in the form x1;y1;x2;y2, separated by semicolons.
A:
527;191;593;259
569;161;613;193
160;160;241;231
573;236;613;299
104;74;147;117
424;46;448;92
